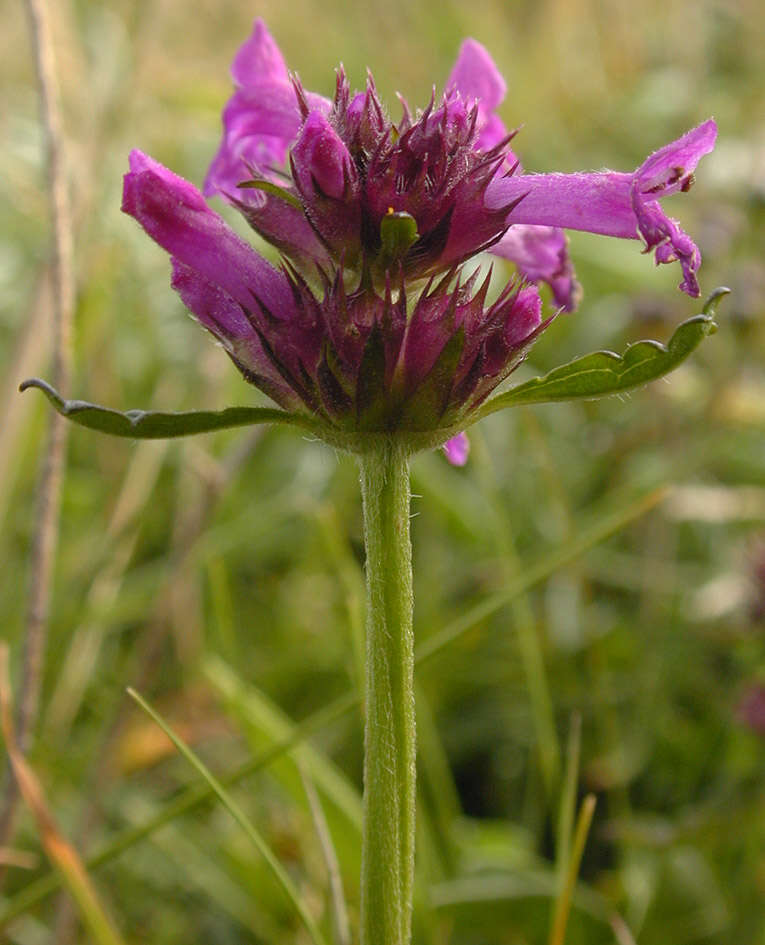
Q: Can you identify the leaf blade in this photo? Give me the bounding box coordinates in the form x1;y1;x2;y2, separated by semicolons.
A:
476;309;719;418
19;377;318;438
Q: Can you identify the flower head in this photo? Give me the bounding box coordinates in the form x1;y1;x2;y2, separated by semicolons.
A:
122;20;716;452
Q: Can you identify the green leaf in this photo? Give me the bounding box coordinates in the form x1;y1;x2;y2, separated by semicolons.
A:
476;289;728;419
19;378;319;438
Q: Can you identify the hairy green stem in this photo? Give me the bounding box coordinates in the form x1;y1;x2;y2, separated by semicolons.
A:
358;439;416;945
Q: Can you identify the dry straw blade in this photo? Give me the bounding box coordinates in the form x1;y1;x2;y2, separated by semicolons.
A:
0;644;127;945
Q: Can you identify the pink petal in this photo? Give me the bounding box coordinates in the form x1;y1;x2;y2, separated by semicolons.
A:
171;261;306;411
291;111;358;202
123;150;294;319
637;119;718;195
230;18;289;88
204;19;330;200
485;121;717;297
485;120;716;235
445;38;510;152
447;39;506;112
491;225;582;312
443;432;470;466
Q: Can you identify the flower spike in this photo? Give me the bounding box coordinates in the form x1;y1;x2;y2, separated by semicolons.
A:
113;23;716;454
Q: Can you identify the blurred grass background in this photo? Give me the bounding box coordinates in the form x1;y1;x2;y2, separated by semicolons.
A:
2;0;765;942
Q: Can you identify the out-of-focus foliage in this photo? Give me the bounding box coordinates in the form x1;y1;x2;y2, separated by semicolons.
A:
2;0;765;942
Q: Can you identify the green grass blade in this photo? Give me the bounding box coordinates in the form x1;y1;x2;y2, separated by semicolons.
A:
414;486;667;664
205;656;363;830
471;427;561;794
0;692;357;929
299;764;352;945
430;867;607;919
0;487;664;927
415;683;461;875
555;715;582;901
126;687;327;945
548;794;597;945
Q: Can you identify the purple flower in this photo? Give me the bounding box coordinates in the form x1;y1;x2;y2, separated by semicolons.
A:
485;120;717;298
443;432;470;466
122;20;715;449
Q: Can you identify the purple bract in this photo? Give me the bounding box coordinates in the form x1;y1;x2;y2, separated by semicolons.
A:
122;20;716;450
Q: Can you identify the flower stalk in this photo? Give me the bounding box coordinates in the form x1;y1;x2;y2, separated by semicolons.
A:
358;438;416;945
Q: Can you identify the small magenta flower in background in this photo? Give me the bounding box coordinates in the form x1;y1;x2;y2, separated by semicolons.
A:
22;18;725;945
